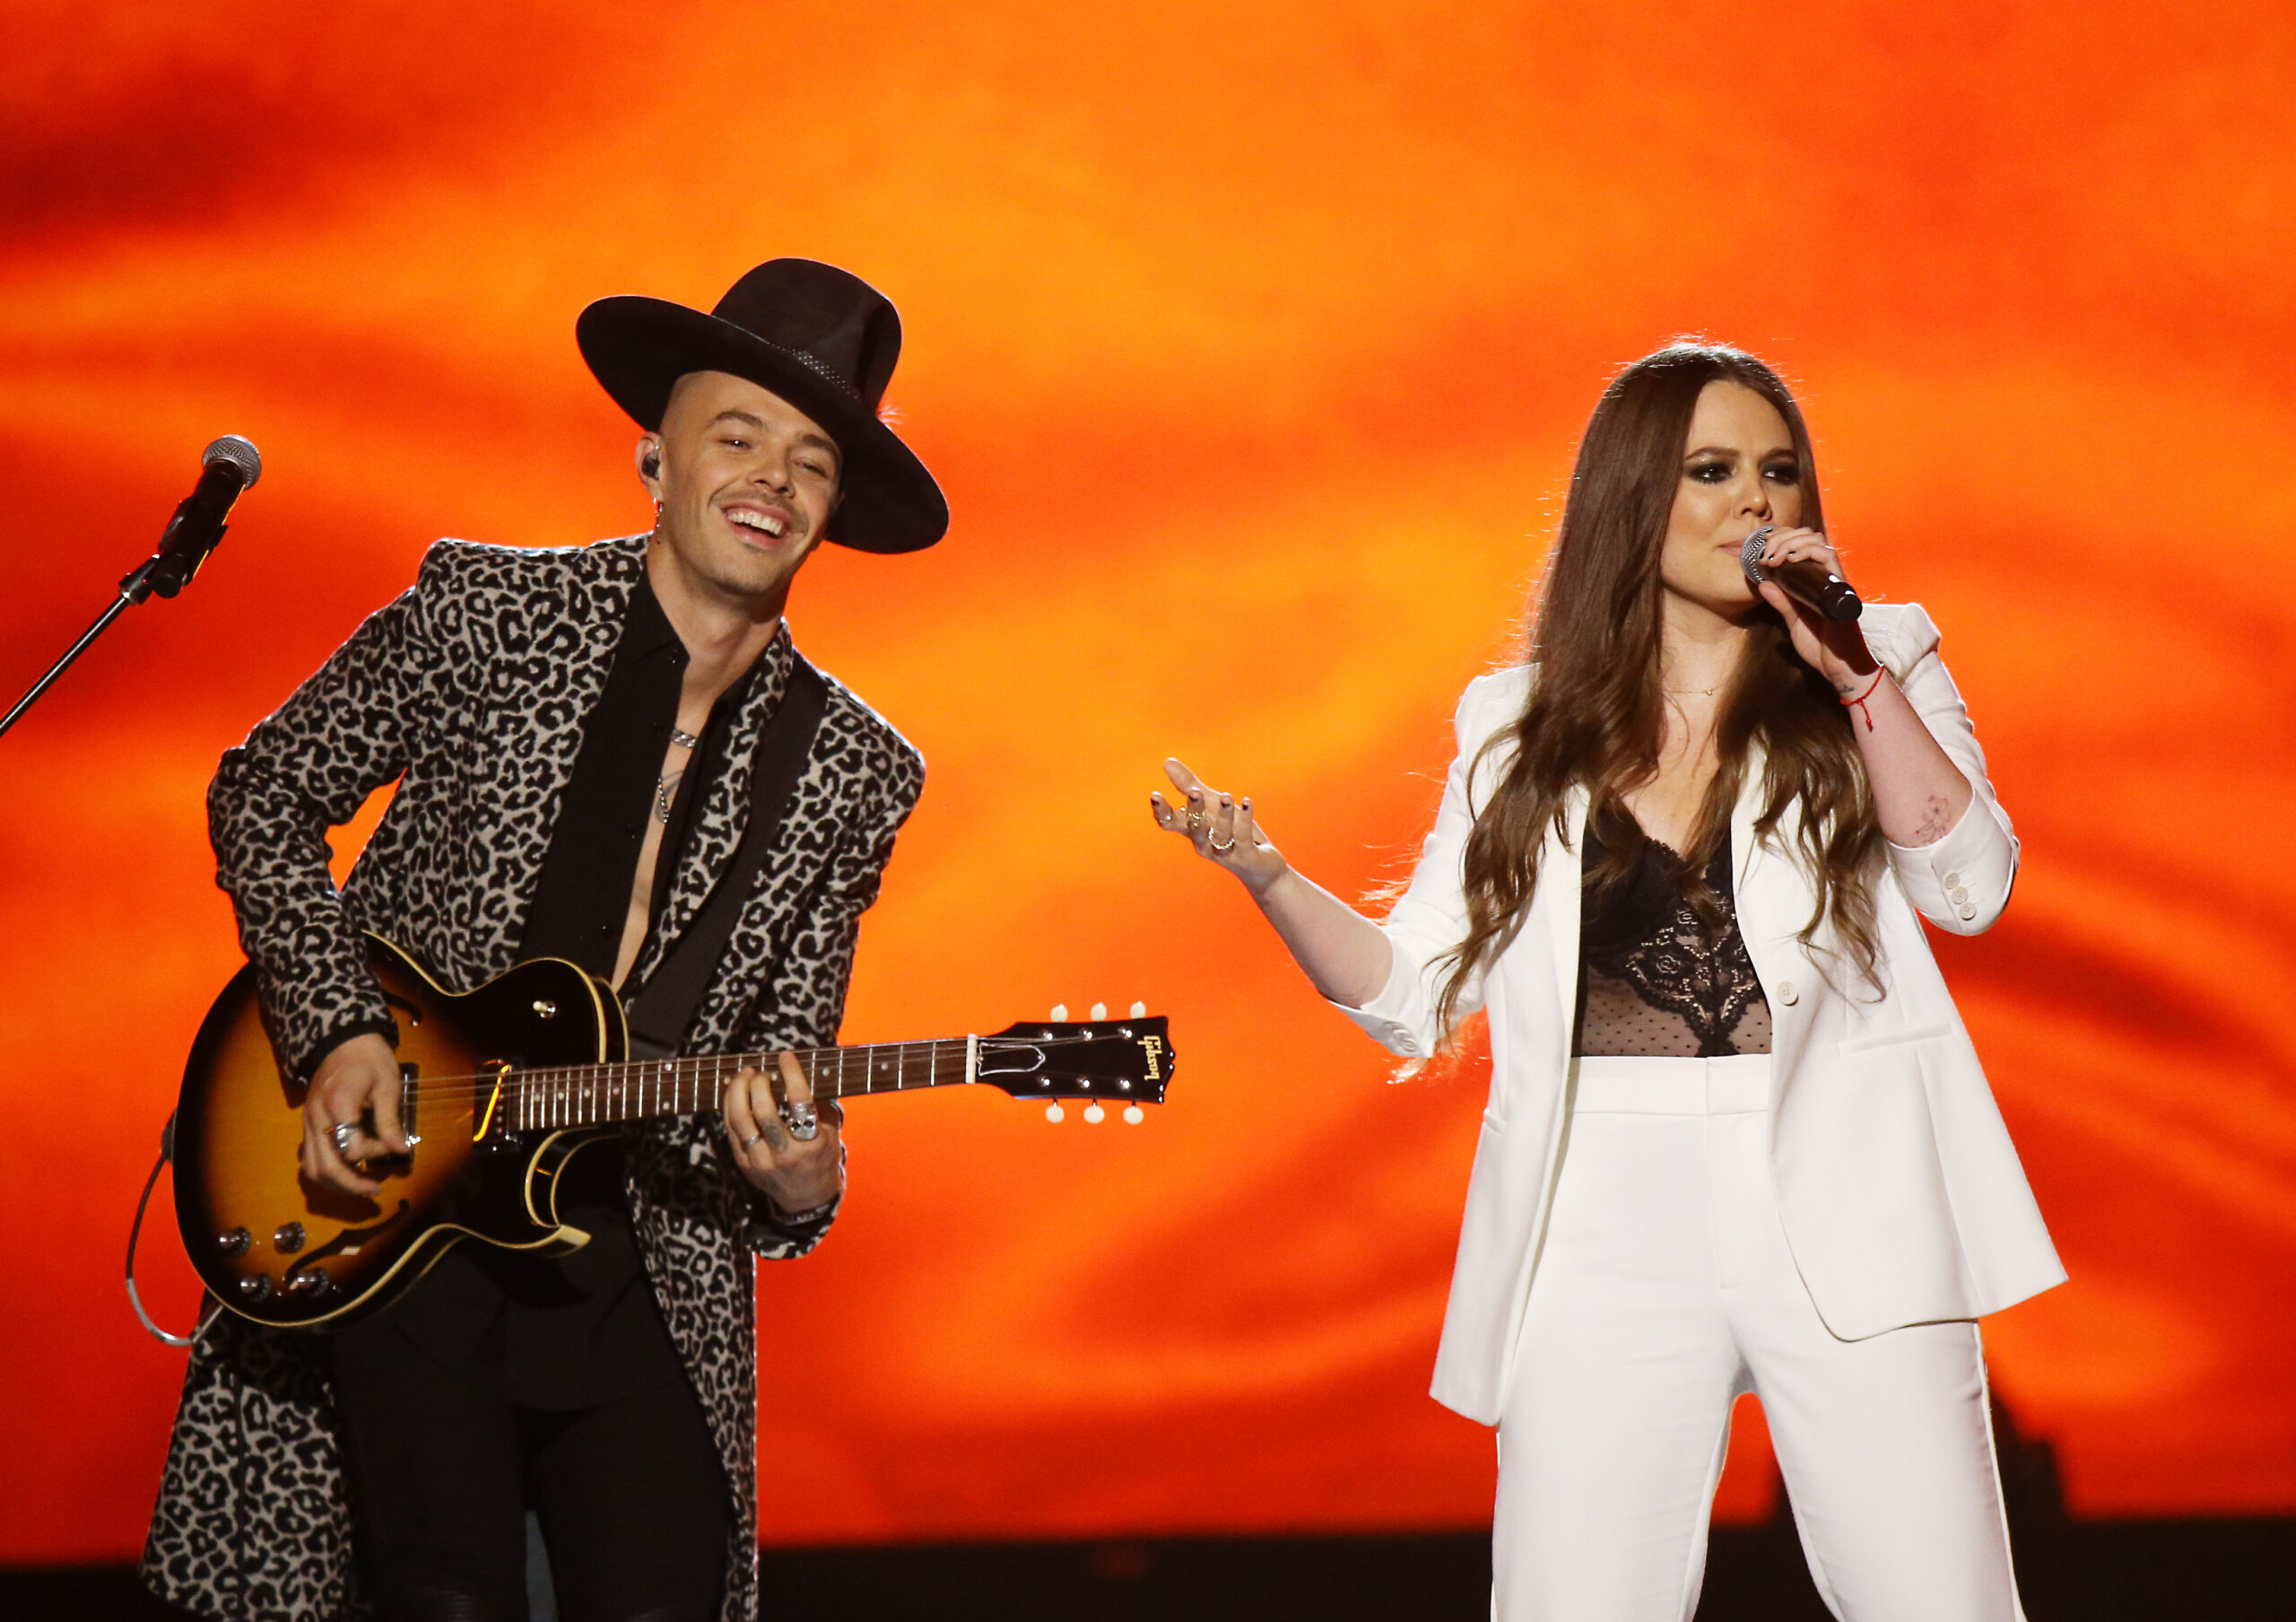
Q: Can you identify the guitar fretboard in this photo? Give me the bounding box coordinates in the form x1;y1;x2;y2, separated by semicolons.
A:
503;1037;977;1131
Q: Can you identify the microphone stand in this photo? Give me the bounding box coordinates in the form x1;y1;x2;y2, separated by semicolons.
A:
0;524;222;742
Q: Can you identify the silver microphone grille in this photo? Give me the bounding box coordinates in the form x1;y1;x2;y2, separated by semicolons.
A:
202;434;263;489
1739;525;1773;584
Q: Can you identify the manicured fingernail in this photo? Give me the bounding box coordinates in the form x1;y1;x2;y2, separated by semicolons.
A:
1221;795;1232;807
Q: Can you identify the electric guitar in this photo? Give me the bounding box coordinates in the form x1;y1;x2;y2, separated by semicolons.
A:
172;933;1176;1330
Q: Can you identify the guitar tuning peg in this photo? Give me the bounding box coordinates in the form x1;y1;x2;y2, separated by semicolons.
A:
1129;1001;1146;1018
1090;1002;1107;1021
1083;1102;1105;1123
1123;1103;1144;1124
1049;1004;1068;1022
1045;1103;1065;1123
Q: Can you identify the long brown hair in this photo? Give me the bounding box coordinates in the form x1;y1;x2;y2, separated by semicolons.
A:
1431;341;1884;1035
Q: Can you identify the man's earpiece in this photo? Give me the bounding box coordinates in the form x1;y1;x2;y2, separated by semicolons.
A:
641;448;662;479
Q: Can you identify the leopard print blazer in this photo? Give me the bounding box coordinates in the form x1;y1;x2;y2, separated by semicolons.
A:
143;533;925;1622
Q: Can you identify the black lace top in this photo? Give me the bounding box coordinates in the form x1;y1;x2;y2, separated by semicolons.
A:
1575;806;1772;1058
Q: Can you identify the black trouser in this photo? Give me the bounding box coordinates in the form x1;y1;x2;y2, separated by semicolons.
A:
329;1260;729;1622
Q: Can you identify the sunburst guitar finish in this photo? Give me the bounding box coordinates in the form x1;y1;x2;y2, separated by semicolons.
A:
173;934;1177;1330
172;937;621;1330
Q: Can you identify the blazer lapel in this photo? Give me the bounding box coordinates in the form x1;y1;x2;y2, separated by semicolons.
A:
633;631;850;993
651;626;795;956
1544;786;1590;1021
471;538;646;979
1730;740;1817;1075
1732;741;1767;901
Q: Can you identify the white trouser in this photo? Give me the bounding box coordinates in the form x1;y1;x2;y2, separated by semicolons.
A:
1492;1055;2024;1622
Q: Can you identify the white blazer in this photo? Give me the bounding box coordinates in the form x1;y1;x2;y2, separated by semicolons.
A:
1340;603;2065;1426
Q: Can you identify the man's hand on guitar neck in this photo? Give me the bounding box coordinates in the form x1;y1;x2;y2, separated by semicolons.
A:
301;1033;412;1197
721;1051;844;1219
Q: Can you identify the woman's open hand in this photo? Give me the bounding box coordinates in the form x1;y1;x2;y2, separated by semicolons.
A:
1752;526;1878;694
1150;757;1287;895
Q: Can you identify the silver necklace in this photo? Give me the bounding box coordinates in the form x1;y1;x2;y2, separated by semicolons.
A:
655;728;701;822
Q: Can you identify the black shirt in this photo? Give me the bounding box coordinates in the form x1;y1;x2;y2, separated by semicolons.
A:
378;573;778;1408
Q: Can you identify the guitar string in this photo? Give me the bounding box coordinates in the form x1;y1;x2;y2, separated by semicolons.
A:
322;1037;1152;1112
343;1034;1109;1095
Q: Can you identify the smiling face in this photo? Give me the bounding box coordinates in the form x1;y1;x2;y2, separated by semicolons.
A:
1658;379;1806;623
639;369;842;610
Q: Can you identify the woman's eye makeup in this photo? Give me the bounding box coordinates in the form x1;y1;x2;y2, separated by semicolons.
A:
1686;460;1733;483
1761;461;1803;484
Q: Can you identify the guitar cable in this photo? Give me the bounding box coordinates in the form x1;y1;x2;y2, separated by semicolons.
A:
126;1112;218;1349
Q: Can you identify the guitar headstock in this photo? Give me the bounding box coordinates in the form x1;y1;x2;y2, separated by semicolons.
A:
977;1004;1175;1122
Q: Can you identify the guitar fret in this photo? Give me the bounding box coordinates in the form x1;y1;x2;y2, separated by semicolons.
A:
500;1030;1081;1128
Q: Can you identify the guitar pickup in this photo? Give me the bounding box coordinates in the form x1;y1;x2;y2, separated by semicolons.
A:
400;1062;421;1147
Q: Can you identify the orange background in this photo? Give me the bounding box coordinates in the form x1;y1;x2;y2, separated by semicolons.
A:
3;0;2292;1565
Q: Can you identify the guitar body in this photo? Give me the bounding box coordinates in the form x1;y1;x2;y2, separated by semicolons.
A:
172;935;627;1330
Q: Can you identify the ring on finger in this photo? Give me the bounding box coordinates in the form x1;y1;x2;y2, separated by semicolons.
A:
1185;807;1205;834
331;1121;357;1155
740;1130;765;1150
1208;833;1237;853
779;1103;820;1142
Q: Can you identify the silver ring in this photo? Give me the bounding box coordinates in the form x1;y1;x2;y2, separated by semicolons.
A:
780;1104;820;1142
331;1121;357;1154
740;1131;765;1151
1208;834;1237;854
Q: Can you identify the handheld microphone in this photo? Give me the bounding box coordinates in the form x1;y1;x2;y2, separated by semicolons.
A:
1741;526;1860;623
129;435;264;602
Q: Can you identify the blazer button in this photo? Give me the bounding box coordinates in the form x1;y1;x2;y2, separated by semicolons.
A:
1950;885;1970;904
1958;904;1978;921
1943;869;1961;887
1776;980;1799;1007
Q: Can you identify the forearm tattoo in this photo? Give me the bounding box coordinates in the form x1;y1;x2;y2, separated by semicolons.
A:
1909;794;1955;847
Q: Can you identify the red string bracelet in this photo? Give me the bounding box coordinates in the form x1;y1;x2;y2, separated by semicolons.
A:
1839;668;1885;731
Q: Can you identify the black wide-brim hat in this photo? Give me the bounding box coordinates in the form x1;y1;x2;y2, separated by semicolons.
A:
577;258;948;554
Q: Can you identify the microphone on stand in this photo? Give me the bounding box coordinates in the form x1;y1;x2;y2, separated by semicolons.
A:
1742;525;1860;622
1;433;265;741
131;434;265;602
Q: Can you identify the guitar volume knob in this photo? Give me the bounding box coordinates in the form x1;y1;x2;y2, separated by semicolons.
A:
216;1227;251;1258
274;1222;306;1254
236;1274;273;1302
